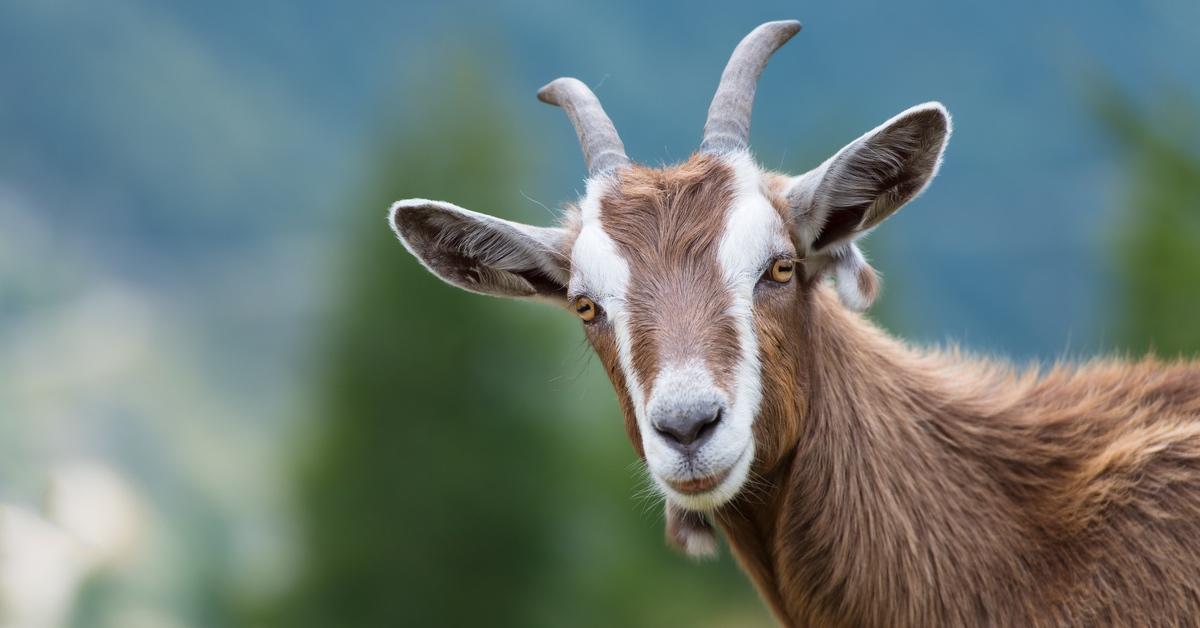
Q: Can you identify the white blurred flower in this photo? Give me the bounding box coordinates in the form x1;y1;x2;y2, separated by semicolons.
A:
0;463;147;628
46;463;146;569
106;606;190;628
0;505;87;628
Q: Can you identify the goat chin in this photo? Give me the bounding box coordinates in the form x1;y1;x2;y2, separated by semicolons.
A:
665;502;718;560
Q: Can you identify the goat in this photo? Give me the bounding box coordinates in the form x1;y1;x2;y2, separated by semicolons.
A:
389;20;1200;626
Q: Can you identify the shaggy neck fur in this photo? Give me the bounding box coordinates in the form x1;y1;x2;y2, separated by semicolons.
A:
716;285;1200;627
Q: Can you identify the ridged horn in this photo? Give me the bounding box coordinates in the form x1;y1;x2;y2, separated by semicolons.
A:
537;77;630;176
701;20;801;154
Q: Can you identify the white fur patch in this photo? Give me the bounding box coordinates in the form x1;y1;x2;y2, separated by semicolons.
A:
717;154;791;281
644;361;746;497
570;177;647;429
666;502;719;559
681;524;718;559
569;180;629;304
833;243;874;312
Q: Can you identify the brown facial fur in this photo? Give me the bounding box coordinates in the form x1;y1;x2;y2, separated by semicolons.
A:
600;155;741;399
585;321;644;457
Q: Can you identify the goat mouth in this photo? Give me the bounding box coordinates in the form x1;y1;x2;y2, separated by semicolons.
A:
665;467;732;495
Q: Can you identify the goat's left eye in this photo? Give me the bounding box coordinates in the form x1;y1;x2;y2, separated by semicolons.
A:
767;258;796;283
574;296;599;322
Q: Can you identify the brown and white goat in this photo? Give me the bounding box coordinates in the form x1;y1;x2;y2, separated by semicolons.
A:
390;20;1200;627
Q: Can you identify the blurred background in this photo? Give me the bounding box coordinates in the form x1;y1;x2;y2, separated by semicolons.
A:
0;1;1197;626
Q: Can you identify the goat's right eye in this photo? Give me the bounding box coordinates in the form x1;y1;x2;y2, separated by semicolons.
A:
760;257;799;285
574;296;598;322
769;259;796;283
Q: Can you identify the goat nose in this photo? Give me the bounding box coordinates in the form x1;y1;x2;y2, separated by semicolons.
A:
652;402;723;450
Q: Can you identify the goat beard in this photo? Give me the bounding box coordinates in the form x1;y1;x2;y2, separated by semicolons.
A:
665;502;719;559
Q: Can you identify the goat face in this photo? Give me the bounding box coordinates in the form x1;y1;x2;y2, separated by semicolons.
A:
566;152;788;509
389;21;950;511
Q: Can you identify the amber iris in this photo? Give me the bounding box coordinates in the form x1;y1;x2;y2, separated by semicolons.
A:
574;296;597;322
769;258;796;283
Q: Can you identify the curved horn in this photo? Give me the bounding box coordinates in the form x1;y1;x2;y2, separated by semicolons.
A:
537;77;630;176
701;20;802;154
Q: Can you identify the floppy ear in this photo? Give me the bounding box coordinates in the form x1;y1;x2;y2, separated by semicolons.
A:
390;199;571;303
787;102;950;310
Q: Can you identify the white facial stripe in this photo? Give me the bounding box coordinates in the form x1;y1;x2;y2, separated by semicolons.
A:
670;151;787;508
570;177;646;422
571;178;628;302
720;154;785;419
718;153;792;282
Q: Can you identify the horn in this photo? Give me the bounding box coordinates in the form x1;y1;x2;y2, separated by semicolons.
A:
701;20;802;154
537;77;630;176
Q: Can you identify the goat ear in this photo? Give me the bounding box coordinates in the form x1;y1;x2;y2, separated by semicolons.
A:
787;102;950;310
790;102;950;252
390;199;571;303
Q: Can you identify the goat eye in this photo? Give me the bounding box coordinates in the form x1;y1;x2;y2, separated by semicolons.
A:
574;296;598;322
768;258;796;283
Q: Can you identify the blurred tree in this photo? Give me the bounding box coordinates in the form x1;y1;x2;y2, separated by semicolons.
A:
275;64;566;628
1097;89;1200;355
274;62;769;628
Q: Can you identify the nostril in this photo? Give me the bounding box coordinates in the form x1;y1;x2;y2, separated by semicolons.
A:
695;408;722;442
653;406;724;449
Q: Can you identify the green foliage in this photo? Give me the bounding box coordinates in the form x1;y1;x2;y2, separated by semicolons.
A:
276;64;769;627
1098;90;1200;356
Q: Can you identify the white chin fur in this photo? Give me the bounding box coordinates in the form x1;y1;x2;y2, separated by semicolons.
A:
657;442;754;512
